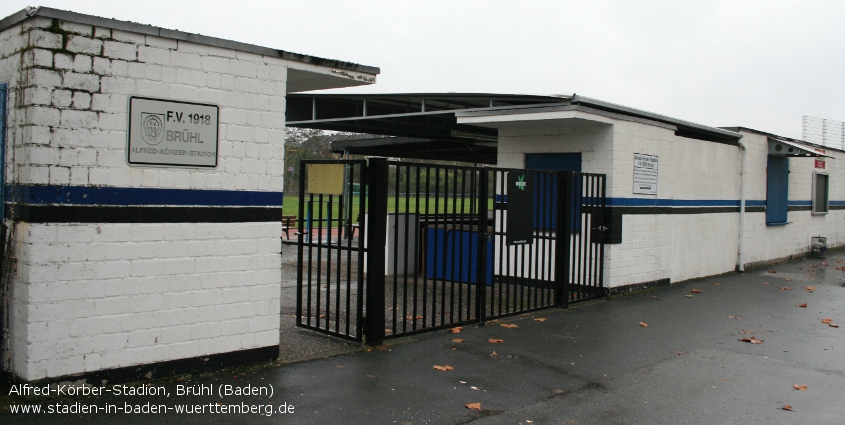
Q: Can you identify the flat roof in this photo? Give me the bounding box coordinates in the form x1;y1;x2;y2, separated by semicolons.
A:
0;7;380;76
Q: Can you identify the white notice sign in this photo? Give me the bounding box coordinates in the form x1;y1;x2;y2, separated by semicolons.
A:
633;153;658;195
127;96;219;168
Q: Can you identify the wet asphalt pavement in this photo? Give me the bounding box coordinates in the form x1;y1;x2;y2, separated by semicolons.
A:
3;252;844;424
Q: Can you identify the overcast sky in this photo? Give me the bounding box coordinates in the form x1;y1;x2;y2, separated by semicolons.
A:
3;1;844;140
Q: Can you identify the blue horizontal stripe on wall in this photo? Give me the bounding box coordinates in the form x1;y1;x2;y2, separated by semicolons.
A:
606;198;757;207
6;185;283;207
492;196;833;208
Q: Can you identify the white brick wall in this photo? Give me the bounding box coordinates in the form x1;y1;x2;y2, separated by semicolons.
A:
10;222;282;380
739;131;844;265
493;114;841;289
0;15;323;380
5;18;289;191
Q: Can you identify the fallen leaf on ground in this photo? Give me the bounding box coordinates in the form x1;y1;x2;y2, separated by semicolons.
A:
740;330;756;334
728;315;743;320
490;351;498;357
782;278;791;281
500;323;518;329
534;318;547;322
685;294;693;298
450;327;462;334
796;303;808;308
465;403;482;410
805;286;816;291
779;287;794;290
470;386;479;391
488;338;504;343
830;323;840;328
691;289;701;293
739;336;764;344
433;365;454;371
336;365;343;369
712;283;721;286
781;404;794;412
768;270;777;273
821;318;832;324
793;384;808;391
762;282;770;285
639;322;649;327
452;338;466;343
821;262;829;266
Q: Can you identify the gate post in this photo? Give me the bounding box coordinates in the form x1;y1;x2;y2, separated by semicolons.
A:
365;158;388;345
555;171;574;307
475;170;489;323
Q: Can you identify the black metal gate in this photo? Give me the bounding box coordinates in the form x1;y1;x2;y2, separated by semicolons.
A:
296;159;607;344
295;160;367;341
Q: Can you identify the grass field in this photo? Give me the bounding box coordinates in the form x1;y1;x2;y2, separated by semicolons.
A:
282;195;492;224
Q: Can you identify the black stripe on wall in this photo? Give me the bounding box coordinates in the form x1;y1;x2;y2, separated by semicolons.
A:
7;204;283;223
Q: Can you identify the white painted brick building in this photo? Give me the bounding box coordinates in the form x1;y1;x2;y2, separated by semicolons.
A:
0;7;378;381
459;100;843;289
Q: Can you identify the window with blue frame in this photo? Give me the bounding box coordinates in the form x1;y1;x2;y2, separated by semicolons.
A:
525;153;582;231
766;155;789;225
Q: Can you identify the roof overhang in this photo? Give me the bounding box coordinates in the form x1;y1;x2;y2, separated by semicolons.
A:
0;7;379;93
768;138;832;157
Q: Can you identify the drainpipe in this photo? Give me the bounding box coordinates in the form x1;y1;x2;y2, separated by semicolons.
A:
737;140;747;272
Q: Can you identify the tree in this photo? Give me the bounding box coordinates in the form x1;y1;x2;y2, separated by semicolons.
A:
284;128;371;194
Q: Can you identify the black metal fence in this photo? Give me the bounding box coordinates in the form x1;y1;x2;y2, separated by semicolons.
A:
296;159;607;344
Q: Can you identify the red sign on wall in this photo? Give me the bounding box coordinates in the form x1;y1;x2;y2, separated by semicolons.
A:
815;159;826;169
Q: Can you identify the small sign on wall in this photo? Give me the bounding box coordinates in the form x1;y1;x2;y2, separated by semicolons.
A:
307;164;345;195
815;159;826;169
633;153;658;195
506;172;534;245
127;96;219;168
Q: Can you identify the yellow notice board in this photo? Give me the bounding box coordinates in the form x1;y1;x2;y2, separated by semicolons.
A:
307;164;344;195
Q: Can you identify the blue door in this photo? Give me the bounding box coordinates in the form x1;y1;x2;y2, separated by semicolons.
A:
766;155;789;225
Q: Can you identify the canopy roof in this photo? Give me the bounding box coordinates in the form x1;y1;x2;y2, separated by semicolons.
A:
286;93;742;164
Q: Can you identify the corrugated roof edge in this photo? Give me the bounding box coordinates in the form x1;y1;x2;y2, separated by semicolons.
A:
571;95;742;141
0;6;380;75
721;126;845;154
